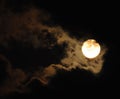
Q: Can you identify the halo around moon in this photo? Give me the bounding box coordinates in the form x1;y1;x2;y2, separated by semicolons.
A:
81;39;101;59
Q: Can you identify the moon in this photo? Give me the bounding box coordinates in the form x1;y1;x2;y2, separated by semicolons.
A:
81;39;101;59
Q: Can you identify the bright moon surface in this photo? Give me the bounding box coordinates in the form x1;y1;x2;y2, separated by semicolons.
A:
81;39;101;59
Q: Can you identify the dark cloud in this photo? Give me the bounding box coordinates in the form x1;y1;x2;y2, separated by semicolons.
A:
0;1;107;96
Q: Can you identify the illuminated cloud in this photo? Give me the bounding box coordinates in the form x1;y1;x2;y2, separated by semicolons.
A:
0;5;107;96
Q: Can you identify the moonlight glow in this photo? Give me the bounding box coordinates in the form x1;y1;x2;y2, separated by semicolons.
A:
81;39;101;59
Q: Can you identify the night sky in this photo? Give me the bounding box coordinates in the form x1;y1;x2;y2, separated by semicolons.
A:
0;0;119;98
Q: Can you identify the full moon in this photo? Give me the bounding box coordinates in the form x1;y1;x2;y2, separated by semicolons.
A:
81;39;101;59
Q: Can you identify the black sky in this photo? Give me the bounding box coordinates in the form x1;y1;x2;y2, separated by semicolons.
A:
0;0;119;98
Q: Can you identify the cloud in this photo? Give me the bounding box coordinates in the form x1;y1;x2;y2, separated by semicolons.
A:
0;3;107;96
